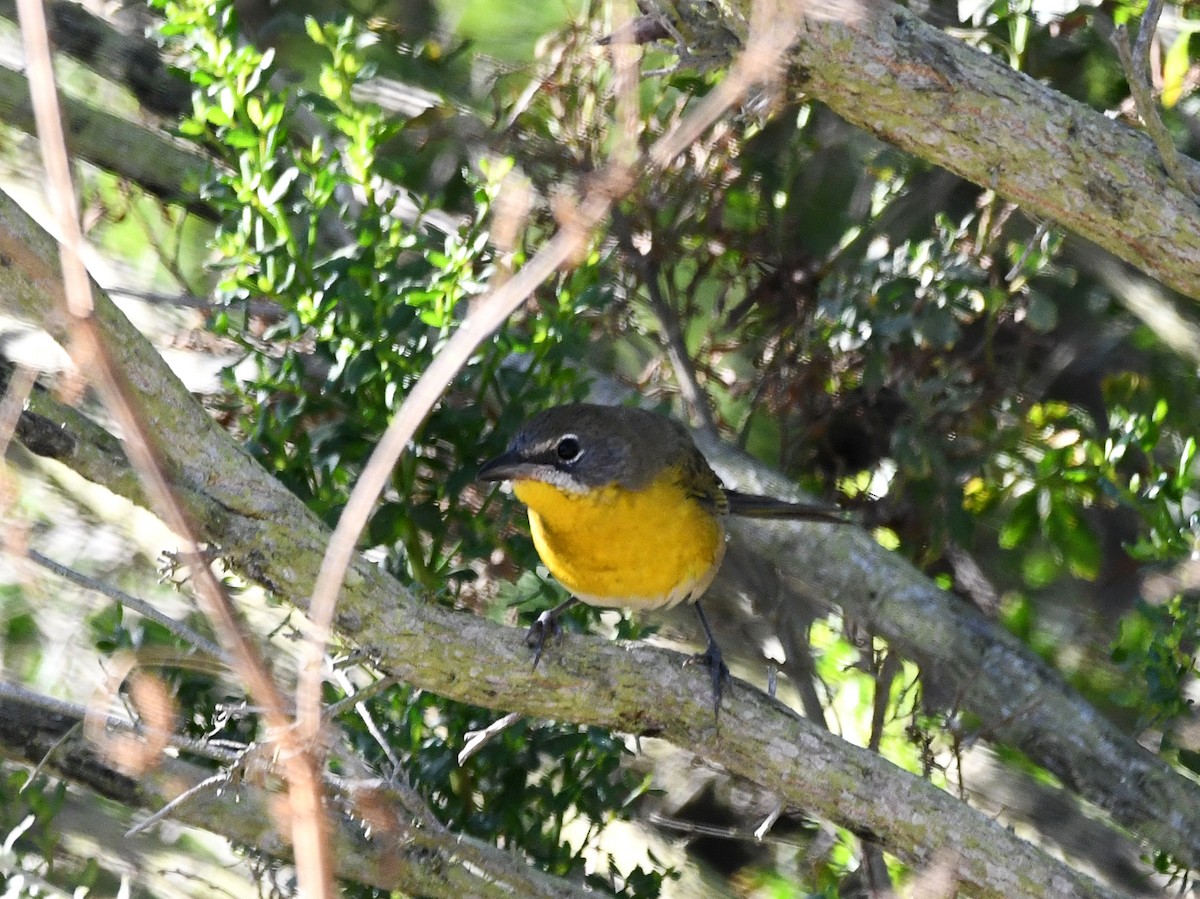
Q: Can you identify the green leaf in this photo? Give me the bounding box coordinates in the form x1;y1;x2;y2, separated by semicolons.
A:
1049;506;1102;580
305;16;326;45
367;502;409;545
223;129;259;149
260;167;300;206
1025;291;1058;332
340;351;377;390
319;68;343;101
246;95;263;127
1178;747;1200;776
203;104;231;127
1162;33;1191;108
1174;437;1196;491
999;492;1038;549
1022;548;1061;589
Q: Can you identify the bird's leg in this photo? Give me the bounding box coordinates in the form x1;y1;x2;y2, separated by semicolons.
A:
525;596;580;668
689;601;732;717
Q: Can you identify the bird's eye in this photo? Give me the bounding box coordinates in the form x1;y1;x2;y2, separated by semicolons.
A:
556;435;582;462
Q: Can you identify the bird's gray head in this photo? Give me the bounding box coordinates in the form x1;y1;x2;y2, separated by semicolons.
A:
477;403;691;492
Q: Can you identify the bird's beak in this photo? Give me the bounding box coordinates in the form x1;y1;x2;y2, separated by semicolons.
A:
477;450;529;483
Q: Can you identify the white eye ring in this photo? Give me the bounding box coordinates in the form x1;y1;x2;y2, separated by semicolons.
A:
555;434;583;462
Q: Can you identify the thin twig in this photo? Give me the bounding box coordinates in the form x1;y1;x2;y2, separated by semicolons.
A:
20;719;80;792
868;651;901;753
645;811;805;847
1004;221;1050;283
28;549;230;661
0;364;37;458
0;680;244;764
126;772;229;837
13;2;333;893
1112;7;1200;202
611;211;717;434
332;669;401;775
1131;0;1164;79
458;712;522;766
322;673;403;722
753;802;783;840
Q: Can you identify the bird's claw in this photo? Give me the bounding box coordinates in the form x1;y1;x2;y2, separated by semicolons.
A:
686;640;732;719
525;609;563;668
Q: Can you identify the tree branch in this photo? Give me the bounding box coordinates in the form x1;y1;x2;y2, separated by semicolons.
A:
1111;9;1199;202
0;61;213;214
696;429;1200;871
0;684;594;899
652;0;1200;302
0;0;190;117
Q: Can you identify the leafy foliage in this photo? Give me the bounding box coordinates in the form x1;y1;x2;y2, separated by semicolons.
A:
146;0;670;894
0;775;72;890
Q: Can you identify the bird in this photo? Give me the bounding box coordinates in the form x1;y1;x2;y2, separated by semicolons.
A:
478;402;851;714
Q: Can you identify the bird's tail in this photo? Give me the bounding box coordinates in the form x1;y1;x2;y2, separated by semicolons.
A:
724;490;853;524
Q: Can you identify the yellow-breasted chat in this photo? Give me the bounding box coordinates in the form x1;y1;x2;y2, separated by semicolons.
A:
478;402;851;713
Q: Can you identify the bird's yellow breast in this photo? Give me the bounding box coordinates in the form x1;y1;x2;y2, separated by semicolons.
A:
512;472;726;610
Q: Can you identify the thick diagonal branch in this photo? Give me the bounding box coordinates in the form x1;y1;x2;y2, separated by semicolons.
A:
656;0;1200;302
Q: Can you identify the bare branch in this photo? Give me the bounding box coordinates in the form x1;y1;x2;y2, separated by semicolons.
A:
458;712;522;766
125;772;229;838
0;683;594;898
322;673;403;723
13;1;332;893
1112;9;1199;203
27;549;230;661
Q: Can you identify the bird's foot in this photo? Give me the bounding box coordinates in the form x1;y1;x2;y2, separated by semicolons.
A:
524;609;563;668
686;639;732;719
524;596;579;668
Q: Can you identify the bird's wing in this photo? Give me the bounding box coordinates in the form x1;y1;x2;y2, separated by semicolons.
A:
723;490;853;523
681;446;730;515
